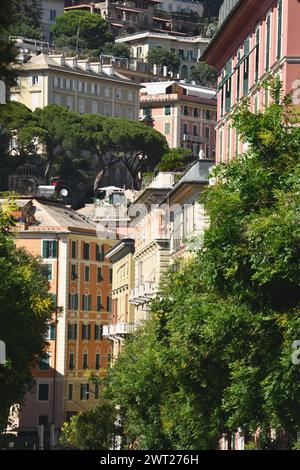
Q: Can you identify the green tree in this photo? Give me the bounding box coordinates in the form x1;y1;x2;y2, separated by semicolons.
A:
103;42;131;59
104;81;300;449
157;148;193;172
52;11;113;55
8;0;43;40
104;118;169;189
147;48;180;74
191;61;217;87
59;400;117;450
0;200;54;430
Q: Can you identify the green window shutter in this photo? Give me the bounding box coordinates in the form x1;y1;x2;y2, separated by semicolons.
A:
53;240;57;258
42;241;48;258
68;323;71;340
74;323;77;340
75;294;78;310
82;295;85;310
88;295;92;311
97;296;102;312
68;293;71;309
88;325;91;340
50;324;55;340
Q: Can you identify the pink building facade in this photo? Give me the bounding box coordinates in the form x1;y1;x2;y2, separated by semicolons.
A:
202;0;300;163
140;81;217;158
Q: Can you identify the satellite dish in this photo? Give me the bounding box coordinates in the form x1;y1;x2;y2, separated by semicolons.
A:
61;188;68;197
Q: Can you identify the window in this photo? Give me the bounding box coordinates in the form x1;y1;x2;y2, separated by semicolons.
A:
95;352;100;369
96;244;103;261
193;125;198;136
104;102;110;116
80;383;89;400
91;83;96;94
38;384;49;401
39;415;48;426
277;0;283;60
66;95;74;110
225;60;232;112
95;324;103;340
71;241;77;259
47;324;56;340
164;105;171;116
91;101;97;114
104;86;110;98
116;89;122;99
128;91;133;101
236;50;241;100
84;266;90;282
127;107;133;120
43;263;52;280
82;295;91;311
39;353;50;371
50;9;56;21
83;243;90;260
83;352;88;369
255;27;260;83
188;50;193;60
193;108;199;118
69;352;74;370
205;109;211;120
68;384;73;401
106;296;112;312
82;324;91;340
31;93;40;110
42;240;57;259
243;39;250;95
183;123;188;135
179;49;184;60
68;323;77;340
79;99;85;114
71;264;77;281
205;127;210;140
183;106;189;116
265;14;271;72
96;295;102;312
78;81;83;92
54;93;61;105
97;267;103;283
31;75;40;86
68;293;78;310
115;104;123;117
143;107;152;117
164;122;170;135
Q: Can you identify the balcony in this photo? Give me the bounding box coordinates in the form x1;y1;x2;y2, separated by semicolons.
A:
183;133;203;143
103;322;135;337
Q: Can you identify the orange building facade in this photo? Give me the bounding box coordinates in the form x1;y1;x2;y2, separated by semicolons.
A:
12;198;115;442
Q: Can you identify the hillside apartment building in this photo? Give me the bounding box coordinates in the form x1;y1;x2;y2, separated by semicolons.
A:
201;0;300;163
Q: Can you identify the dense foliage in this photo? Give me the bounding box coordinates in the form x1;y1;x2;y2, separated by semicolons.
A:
52;11;113;56
191;62;217;87
104;82;300;449
0;103;168;206
60;401;117;450
0;201;54;430
147;48;180;75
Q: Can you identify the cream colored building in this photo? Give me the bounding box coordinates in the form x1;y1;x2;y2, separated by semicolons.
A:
9;53;141;119
103;239;136;360
116;31;210;79
129;172;174;323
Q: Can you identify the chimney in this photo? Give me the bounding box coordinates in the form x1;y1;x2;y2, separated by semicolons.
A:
90;62;103;74
51;54;65;66
65;57;77;68
77;59;90;71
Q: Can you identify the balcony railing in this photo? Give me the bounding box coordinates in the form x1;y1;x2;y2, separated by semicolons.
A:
183;133;203;143
103;322;135;336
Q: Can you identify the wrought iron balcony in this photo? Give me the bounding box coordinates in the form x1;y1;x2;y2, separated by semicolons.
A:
103;323;135;337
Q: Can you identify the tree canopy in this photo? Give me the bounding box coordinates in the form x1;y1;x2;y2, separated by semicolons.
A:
103;80;300;450
191;62;217;87
0;103;169;205
147;48;180;74
52;11;113;56
0;200;54;431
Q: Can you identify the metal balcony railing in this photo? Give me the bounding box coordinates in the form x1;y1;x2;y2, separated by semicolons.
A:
103;323;135;336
